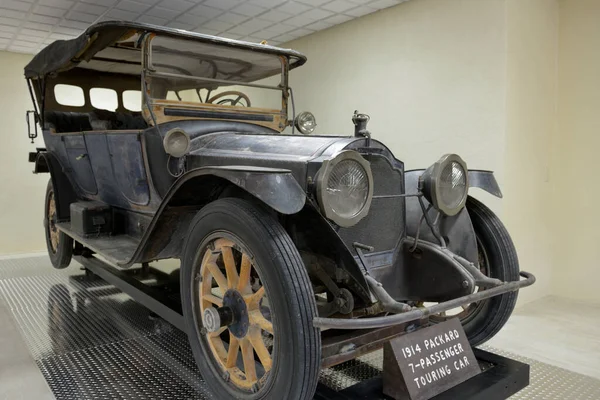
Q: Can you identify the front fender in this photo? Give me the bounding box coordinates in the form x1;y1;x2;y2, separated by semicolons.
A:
183;166;306;215
403;169;500;264
124;166;305;267
405;169;503;198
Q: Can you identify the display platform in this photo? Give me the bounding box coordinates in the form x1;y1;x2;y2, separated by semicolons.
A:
1;255;599;400
315;348;529;400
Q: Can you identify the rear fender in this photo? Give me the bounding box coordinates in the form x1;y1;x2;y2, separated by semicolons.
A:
34;152;77;221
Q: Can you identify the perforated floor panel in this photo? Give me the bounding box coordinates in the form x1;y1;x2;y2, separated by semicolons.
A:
1;255;599;400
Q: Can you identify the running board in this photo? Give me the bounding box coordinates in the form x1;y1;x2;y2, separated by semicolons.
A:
58;223;139;265
313;271;536;330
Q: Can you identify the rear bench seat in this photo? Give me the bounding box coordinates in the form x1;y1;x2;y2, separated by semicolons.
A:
44;110;148;133
44;111;92;132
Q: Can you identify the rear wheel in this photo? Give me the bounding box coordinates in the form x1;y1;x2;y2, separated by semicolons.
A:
44;179;73;269
430;196;519;346
181;198;321;399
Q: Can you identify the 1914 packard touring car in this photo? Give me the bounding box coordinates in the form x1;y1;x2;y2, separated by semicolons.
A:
24;21;534;400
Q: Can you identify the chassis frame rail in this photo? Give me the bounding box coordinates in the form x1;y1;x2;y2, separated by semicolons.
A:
313;271;535;330
74;255;187;332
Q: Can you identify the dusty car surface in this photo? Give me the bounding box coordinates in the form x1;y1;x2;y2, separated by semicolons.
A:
24;21;534;400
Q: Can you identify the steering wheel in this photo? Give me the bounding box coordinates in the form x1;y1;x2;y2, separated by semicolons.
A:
207;91;252;107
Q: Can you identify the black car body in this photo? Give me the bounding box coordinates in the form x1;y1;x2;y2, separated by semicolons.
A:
24;21;534;400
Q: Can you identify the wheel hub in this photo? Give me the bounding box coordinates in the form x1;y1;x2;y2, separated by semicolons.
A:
223;289;250;338
203;290;250;338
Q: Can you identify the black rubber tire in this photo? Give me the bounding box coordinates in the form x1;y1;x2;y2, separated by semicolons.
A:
44;179;73;269
461;196;520;346
180;198;321;400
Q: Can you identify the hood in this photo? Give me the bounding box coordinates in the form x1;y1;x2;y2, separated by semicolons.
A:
189;132;359;162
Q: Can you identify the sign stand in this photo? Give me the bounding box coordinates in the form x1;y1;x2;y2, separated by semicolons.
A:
381;318;482;400
382;339;412;399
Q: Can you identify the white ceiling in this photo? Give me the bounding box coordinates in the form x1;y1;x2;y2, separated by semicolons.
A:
0;0;407;54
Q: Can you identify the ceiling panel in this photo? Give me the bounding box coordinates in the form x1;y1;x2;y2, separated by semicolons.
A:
0;0;408;54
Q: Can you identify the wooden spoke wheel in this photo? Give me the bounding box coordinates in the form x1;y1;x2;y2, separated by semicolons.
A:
199;237;274;391
44;179;73;269
47;191;59;253
181;198;320;399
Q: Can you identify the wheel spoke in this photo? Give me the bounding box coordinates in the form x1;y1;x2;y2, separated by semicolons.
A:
240;337;257;382
209;326;227;338
202;294;223;307
245;287;265;310
221;246;239;289
206;262;228;292
226;333;240;368
248;328;272;371
249;309;273;334
237;254;252;292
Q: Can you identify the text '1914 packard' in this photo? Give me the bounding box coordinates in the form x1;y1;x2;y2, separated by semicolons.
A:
24;21;534;400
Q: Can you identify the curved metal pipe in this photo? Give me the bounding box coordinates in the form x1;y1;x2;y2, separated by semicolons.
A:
365;275;412;313
313;271;536;330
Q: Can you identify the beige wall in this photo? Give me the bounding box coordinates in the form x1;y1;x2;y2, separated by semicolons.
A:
503;0;558;304
553;0;600;301
0;51;48;255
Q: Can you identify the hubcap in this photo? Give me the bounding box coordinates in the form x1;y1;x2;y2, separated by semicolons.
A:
48;192;59;253
198;237;274;391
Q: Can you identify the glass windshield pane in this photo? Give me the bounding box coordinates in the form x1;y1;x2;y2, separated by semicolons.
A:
150;36;283;83
149;75;282;110
148;36;284;111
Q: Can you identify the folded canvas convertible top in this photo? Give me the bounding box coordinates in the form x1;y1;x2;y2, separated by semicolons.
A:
24;21;307;79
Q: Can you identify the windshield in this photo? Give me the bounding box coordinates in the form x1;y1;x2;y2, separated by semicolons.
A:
147;36;285;111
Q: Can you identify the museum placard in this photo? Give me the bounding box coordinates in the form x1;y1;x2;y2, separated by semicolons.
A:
383;318;481;400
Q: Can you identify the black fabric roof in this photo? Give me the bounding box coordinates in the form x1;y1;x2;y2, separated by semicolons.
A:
24;21;307;79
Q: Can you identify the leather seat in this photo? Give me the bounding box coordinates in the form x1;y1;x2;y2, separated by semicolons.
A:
44;111;92;133
45;110;148;132
114;112;148;130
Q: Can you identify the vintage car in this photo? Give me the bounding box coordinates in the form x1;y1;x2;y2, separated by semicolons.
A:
24;21;534;400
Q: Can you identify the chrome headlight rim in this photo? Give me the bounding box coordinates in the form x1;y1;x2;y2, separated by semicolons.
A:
421;153;469;216
295;111;317;135
316;150;374;228
163;127;191;158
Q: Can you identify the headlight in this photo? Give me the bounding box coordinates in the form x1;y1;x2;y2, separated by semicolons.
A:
295;111;317;135
163;128;190;157
316;150;373;227
420;154;468;216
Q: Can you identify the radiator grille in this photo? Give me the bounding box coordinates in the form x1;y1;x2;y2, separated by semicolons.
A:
337;155;404;253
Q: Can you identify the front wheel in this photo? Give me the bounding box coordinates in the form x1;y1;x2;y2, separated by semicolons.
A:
430;196;520;346
181;198;321;399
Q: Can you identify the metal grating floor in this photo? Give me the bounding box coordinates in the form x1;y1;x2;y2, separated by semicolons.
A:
1;255;599;400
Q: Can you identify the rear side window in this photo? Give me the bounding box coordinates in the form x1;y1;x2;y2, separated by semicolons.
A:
90;88;118;111
123;90;142;112
54;84;85;107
